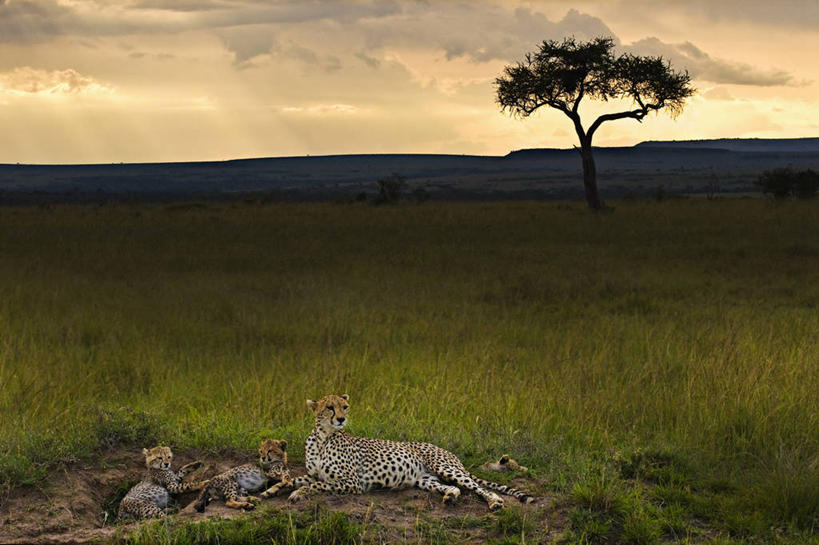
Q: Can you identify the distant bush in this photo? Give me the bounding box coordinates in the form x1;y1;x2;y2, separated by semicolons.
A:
373;173;406;205
755;168;819;199
653;186;666;202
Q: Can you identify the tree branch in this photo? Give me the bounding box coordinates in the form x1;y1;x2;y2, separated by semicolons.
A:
587;108;648;138
572;80;585;114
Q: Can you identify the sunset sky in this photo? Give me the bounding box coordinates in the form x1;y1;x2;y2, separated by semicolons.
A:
2;0;818;164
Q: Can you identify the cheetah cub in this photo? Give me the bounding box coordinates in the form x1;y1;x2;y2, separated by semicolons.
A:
193;439;292;512
286;394;535;511
118;446;209;520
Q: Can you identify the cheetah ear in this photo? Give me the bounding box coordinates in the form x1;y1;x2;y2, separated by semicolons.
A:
306;399;318;412
142;448;149;456
279;440;287;451
341;394;349;401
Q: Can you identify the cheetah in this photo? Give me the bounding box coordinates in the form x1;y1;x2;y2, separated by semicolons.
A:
193;439;292;512
281;394;534;511
483;454;529;473
117;446;209;520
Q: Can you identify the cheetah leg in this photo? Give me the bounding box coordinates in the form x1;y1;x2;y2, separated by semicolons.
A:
119;498;165;520
261;477;294;498
288;479;361;503
220;482;256;510
439;468;504;511
176;461;204;479
225;497;256;510
415;474;461;505
238;487;261;504
166;479;210;494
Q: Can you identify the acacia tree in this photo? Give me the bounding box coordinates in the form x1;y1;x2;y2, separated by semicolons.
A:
495;37;695;210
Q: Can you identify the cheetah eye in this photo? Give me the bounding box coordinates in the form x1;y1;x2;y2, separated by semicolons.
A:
326;405;334;412
343;405;349;411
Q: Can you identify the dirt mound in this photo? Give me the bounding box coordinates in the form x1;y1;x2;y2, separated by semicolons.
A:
0;449;557;544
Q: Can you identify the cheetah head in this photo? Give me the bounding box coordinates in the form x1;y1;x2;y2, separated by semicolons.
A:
258;439;287;468
143;445;173;470
306;394;349;432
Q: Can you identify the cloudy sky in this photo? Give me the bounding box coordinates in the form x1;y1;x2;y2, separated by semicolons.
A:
2;0;818;163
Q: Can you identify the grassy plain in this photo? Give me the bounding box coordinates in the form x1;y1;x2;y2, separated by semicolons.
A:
1;198;818;543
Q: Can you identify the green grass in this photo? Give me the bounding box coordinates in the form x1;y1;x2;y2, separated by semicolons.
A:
1;198;818;542
113;506;364;545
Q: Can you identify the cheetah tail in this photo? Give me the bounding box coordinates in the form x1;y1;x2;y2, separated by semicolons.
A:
470;474;535;504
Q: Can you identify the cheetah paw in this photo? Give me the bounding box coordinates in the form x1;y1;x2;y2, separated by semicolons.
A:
488;495;504;511
288;489;305;503
261;485;281;498
443;487;461;505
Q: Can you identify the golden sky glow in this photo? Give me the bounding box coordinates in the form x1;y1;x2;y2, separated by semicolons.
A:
1;0;818;163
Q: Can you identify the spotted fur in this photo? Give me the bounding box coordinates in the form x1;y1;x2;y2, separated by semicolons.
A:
286;394;534;510
193;439;292;512
118;446;209;520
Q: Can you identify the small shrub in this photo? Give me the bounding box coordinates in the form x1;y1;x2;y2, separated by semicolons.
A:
373;173;406;204
653;186;666;202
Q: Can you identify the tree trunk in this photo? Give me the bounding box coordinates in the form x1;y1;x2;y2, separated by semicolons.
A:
579;143;603;211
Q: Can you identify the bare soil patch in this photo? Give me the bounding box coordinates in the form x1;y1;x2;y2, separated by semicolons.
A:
0;449;560;544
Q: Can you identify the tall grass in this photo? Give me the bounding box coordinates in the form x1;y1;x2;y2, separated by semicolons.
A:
1;199;817;532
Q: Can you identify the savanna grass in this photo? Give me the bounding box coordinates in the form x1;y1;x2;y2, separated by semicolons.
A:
1;199;818;539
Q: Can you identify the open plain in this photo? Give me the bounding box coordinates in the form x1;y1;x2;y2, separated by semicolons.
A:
1;198;818;544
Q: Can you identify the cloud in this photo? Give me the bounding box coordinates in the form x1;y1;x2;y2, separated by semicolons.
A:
628;37;796;86
218;24;276;63
659;0;819;30
355;50;381;69
702;87;735;101
361;5;617;63
0;0;72;43
0;0;401;43
130;0;230;11
0;67;114;95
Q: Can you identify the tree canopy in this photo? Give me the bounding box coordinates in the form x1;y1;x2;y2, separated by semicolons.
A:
496;37;695;209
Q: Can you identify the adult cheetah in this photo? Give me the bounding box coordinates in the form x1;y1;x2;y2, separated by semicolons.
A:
278;394;534;511
118;446;209;520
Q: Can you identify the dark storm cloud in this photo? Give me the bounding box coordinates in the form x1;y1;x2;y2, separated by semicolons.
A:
628;37;796;86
